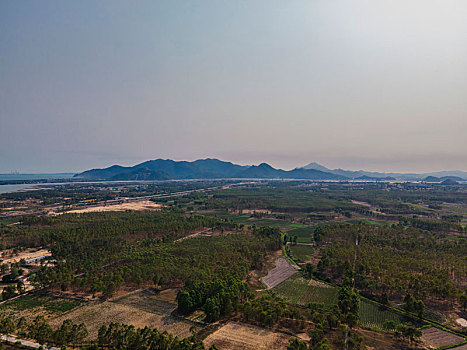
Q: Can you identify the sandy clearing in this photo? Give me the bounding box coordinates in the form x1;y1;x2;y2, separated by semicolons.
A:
64;200;161;214
204;322;290;350
261;257;298;290
351;200;372;207
421;327;465;349
1;248;51;265
49;300;199;341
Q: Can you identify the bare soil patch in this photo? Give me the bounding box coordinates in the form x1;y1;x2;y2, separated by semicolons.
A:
456;318;467;328
261;257;298;290
204;322;290;350
64;200;161;214
421;327;465;349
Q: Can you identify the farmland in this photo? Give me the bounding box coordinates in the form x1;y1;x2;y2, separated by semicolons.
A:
47;289;201;340
358;299;409;330
421;327;466;349
284;226;314;243
288;245;314;263
260;257;298;290
204;322;290;350
0;294;82;320
272;274;416;331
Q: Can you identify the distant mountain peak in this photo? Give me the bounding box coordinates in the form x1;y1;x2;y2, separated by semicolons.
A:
301;162;330;172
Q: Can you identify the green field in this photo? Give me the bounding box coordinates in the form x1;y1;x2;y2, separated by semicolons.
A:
359;299;410;330
272;274;410;330
0;294;82;314
284;226;314;243
289;245;314;262
272;273;309;304
297;285;338;306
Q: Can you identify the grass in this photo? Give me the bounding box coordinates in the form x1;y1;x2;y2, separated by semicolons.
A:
284;226;314;243
0;294;82;314
289;245;314;262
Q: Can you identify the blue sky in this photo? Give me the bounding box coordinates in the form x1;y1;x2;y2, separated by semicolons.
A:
1;1;466;173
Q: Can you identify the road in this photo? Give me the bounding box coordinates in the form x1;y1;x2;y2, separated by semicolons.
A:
1;334;60;350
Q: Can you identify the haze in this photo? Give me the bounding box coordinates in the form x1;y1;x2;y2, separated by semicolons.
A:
1;0;466;173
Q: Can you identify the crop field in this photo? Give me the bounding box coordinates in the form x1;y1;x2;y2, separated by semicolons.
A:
272;273;309;304
0;294;82;320
48;289;202;341
285;226;314;243
359;300;409;330
204;321;290;350
421;327;466;349
273;275;409;330
297;284;338;306
261;257;298;289
289;245;314;262
273;274;337;306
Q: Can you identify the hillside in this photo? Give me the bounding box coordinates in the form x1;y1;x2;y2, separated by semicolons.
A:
75;158;346;181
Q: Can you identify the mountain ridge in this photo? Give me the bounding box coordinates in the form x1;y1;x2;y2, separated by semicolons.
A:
75;158;467;181
75;158;345;181
301;162;467;180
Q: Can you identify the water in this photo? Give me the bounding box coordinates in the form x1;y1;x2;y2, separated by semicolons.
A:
0;184;40;194
0;173;75;181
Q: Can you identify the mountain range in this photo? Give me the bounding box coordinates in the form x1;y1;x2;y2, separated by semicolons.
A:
301;162;467;181
74;158;467;181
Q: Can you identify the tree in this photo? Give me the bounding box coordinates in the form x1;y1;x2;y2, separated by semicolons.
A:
2;285;17;300
28;316;53;345
305;263;313;278
396;323;421;344
287;337;308;350
16;280;25;294
380;292;389;306
153;273;160;287
459;293;467;310
403;294;415;313
205;297;220;322
10;265;19;280
338;287;360;327
414;300;424;318
0;316;16;335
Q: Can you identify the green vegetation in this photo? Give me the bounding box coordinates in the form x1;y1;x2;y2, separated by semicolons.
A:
359;300;408;330
298;285;338;305
289;245;314;262
285;227;314;243
0;294;81;314
272;273;309;304
315;223;466;300
1;180;466;349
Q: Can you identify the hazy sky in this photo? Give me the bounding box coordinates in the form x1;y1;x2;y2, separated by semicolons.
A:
1;1;466;173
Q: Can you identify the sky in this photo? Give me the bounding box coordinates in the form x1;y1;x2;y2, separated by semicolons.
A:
1;1;466;173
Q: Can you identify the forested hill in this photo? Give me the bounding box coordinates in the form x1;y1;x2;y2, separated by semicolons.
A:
74;158;346;181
